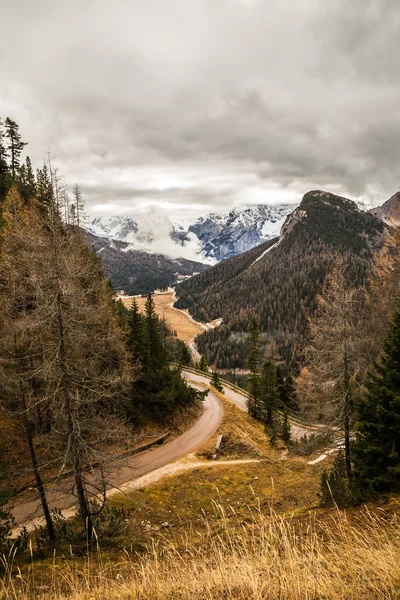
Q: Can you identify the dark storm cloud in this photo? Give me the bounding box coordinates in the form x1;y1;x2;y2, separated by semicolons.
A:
1;0;400;217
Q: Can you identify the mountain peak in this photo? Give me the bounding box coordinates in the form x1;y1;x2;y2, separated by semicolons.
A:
369;191;400;224
301;190;357;210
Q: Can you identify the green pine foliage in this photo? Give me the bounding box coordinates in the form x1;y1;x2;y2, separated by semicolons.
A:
278;371;299;412
246;318;262;418
127;295;206;423
176;191;386;370
281;408;291;445
211;371;224;394
199;354;209;373
352;305;400;498
259;360;280;427
319;450;353;507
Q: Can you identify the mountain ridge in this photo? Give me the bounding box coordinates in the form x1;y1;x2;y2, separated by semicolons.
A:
85;203;296;262
175;190;389;369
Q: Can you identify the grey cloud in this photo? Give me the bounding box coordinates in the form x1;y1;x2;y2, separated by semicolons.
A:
1;0;400;217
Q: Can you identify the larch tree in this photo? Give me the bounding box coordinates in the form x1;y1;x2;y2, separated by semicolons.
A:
0;187;56;544
39;164;131;536
299;257;364;481
72;183;85;227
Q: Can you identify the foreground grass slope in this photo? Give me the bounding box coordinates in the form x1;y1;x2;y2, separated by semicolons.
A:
2;505;400;599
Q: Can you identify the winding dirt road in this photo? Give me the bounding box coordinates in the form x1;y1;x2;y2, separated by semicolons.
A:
12;384;223;531
12;371;324;534
182;370;321;442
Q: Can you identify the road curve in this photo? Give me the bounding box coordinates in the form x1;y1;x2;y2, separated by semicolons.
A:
11;384;223;528
182;370;317;441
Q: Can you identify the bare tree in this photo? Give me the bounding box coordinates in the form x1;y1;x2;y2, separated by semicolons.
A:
0;187;56;544
298;257;366;480
39;163;130;536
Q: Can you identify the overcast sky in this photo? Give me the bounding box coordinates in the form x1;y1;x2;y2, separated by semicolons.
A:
1;0;399;219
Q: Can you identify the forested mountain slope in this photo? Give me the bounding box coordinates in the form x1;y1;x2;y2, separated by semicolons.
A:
175;191;389;369
89;233;208;295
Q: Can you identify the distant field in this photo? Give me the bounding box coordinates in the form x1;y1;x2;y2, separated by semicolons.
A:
120;291;205;343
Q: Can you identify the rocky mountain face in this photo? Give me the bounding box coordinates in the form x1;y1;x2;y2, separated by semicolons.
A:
88;233;208;296
369;191;400;225
175;190;389;370
85;203;296;263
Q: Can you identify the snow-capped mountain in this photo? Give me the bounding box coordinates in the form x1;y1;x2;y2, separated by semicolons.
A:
84;203;297;262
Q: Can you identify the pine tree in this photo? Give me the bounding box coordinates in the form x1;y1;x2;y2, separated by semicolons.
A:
352;305;400;497
259;360;280;427
199;354;209;373
179;342;192;366
0;118;9;205
279;371;299;412
247;318;262;418
127;298;148;366
17;156;36;203
144;295;167;369
319;450;353;507
4;118;26;178
282;408;291;445
247;317;261;373
211;371;224;394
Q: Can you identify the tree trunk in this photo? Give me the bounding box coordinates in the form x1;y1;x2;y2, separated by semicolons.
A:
343;349;352;481
56;290;92;536
23;409;56;545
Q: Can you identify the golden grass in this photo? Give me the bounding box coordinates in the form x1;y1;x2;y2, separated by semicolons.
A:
120;292;204;343
195;385;282;460
3;503;400;599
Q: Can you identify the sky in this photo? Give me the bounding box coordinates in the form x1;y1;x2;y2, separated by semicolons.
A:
1;0;400;219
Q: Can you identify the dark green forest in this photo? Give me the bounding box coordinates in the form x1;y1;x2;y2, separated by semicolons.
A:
176;191;388;369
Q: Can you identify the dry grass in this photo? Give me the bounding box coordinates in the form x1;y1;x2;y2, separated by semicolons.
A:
3;503;400;599
195;385;282;460
120;292;204;343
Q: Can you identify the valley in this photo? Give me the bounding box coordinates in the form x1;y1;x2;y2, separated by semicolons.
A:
3;2;400;594
119;289;207;343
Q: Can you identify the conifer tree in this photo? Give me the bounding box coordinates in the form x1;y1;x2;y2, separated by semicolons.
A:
17;156;36;203
127;298;148;365
71;183;85;227
211;371;224;394
0;187;56;544
145;295;167;369
179;342;192;366
259;360;280;427
199;354;209;373
282;408;291;445
300;257;364;481
247;317;262;418
4;118;26;178
320;450;353;507
0;118;9;204
353;305;400;497
279;371;299;412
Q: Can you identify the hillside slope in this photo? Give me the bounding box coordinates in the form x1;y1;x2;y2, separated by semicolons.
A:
89;233;208;295
175;190;388;368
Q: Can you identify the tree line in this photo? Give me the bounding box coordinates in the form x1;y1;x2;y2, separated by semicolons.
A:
0;118;203;552
295;238;400;504
176;191;387;371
